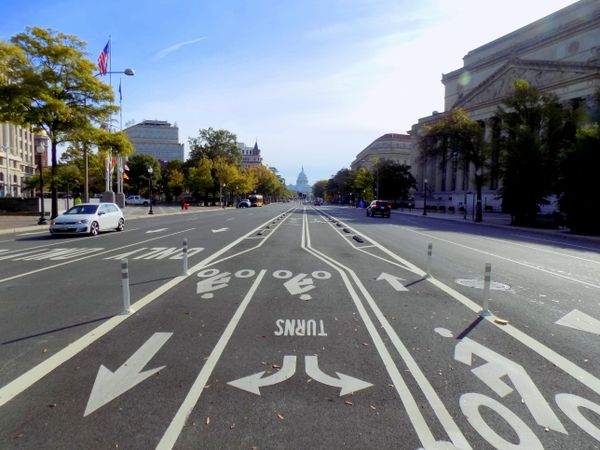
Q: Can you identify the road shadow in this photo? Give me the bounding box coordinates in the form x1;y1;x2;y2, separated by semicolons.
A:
455;315;485;340
2;314;115;345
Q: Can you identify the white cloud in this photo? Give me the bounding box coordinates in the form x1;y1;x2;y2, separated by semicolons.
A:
155;37;206;60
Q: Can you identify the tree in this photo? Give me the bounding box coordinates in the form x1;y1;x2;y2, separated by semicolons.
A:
377;160;416;202
187;157;213;202
126;154;160;197
326;169;355;204
419;107;487;222
188;127;241;166
559;125;600;233
352;167;374;203
312;180;327;199
497;79;570;226
0;27;117;218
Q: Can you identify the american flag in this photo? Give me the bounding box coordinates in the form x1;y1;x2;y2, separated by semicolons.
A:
97;41;109;76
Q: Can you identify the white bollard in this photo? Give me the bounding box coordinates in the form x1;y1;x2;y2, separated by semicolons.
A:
182;238;189;276
426;243;433;278
481;263;492;316
121;259;131;314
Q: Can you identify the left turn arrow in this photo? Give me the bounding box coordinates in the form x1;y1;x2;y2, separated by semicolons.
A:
84;332;172;416
227;355;296;395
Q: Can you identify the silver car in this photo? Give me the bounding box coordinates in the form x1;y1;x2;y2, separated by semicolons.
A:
49;203;125;236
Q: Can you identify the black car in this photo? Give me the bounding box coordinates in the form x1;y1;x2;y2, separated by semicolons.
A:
366;200;392;218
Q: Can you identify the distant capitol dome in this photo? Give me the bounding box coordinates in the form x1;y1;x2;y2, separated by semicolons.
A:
287;166;312;194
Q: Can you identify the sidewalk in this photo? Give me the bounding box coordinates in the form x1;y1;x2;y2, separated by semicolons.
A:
0;205;221;235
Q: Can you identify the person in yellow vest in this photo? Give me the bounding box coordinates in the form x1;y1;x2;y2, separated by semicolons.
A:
74;193;82;205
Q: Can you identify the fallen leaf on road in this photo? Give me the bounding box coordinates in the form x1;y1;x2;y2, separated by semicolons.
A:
494;318;509;325
272;364;281;369
344;401;353;406
205;417;210;425
369;405;377;411
277;413;285;420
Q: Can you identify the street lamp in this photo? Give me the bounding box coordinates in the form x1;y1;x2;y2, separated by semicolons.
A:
35;145;46;225
422;178;428;216
147;166;154;215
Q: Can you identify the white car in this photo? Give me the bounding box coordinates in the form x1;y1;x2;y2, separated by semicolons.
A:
125;195;150;206
50;203;125;236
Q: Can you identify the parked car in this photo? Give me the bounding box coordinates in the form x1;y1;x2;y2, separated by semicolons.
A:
125;195;150;206
237;199;251;208
366;200;392;218
49;203;125;236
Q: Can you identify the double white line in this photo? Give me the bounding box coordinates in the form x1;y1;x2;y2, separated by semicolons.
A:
301;209;471;450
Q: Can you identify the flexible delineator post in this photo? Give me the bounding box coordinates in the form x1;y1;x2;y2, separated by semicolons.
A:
121;259;131;314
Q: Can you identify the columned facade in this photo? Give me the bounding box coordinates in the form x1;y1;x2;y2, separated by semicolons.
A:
0;122;36;198
412;0;600;212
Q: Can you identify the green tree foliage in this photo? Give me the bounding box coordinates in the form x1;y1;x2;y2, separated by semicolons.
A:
312;180;327;199
419;107;487;221
125;154;160;197
188;127;241;166
352;167;374;203
377;160;416;202
326;169;355;204
159;160;185;201
559;125;600;233
187;157;213;202
498;79;572;226
0;27;118;218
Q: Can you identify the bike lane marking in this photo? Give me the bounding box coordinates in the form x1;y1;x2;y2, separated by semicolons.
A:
318;210;600;398
302;210;470;450
0;211;295;408
156;269;268;450
0;228;196;284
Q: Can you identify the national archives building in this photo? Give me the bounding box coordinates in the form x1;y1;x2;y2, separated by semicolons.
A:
411;0;600;212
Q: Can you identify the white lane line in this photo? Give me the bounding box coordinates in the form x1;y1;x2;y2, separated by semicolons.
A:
511;233;600;251
325;211;600;398
0;213;289;408
404;227;600;289
303;212;470;450
157;270;267;450
0;229;195;284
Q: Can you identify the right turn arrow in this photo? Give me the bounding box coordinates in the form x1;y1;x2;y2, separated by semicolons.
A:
305;355;373;396
227;355;297;396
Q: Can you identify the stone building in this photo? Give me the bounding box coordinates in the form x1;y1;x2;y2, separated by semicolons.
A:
0;122;36;198
238;141;263;168
124;120;184;162
412;0;600;211
350;133;412;170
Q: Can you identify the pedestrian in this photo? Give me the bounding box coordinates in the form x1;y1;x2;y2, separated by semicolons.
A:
180;195;185;210
74;193;82;205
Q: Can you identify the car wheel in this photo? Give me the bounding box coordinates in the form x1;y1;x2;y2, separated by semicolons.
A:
89;221;100;236
143;201;149;207
116;218;125;231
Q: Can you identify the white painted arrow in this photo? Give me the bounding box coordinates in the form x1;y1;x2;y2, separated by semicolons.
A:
283;273;315;296
376;272;408;291
211;227;229;233
227;355;296;395
84;332;172;416
196;272;231;296
556;309;600;335
305;355;373;396
146;228;168;234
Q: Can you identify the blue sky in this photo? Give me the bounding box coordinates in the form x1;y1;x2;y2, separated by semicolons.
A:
2;0;578;185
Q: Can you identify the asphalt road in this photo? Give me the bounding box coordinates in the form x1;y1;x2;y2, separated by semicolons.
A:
1;204;599;449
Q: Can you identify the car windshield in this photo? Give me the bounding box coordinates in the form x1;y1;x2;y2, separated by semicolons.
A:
64;205;98;215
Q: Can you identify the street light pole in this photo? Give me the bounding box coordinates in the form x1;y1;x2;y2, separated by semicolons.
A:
147;166;154;215
35;145;46;225
423;178;428;216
